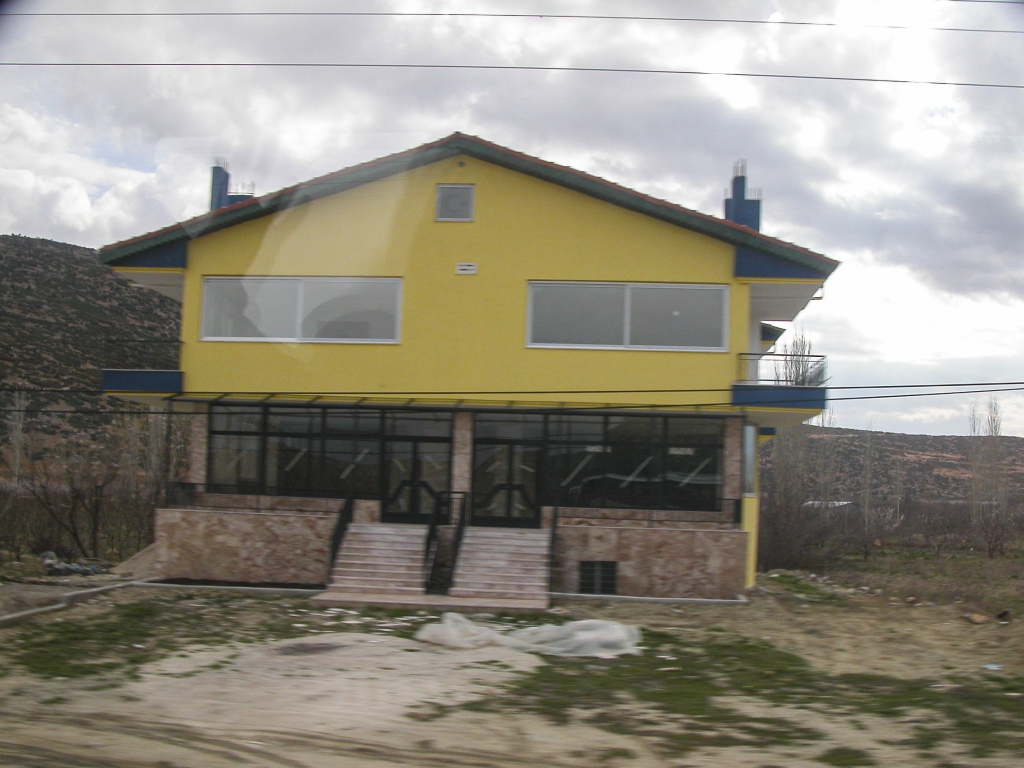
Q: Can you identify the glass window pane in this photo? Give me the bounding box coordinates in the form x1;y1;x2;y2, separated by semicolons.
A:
475;413;544;441
606;416;655;443
266;407;322;434
203;278;298;339
602;442;658;509
663;446;721;511
530;283;625;346
628;285;725;348
325;408;382;437
385;412;452;438
300;279;399;341
545;443;606;507
265;436;317;496
666;417;723;445
210;406;262;433
547;414;604;443
208;434;261;492
323;439;380;498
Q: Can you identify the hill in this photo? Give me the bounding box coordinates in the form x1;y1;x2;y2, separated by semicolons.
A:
0;234;179;392
762;426;1024;503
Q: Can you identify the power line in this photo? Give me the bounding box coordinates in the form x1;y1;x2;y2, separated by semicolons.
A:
4;10;1024;36
6;383;1024;414
0;61;1020;90
7;380;1024;396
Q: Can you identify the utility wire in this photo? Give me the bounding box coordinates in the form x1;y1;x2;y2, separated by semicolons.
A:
0;61;1020;90
4;10;1024;36
6;384;1024;415
8;380;1024;396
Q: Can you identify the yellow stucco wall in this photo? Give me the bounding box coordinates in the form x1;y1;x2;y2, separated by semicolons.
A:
179;154;749;406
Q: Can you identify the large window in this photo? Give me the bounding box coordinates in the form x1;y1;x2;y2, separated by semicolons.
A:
207;405;724;513
543;414;723;511
207;405;451;504
528;281;728;351
202;277;401;343
472;412;724;515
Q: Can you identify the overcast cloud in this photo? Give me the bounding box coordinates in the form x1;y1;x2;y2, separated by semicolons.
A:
2;0;1024;435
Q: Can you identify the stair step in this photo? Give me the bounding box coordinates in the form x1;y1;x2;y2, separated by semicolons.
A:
326;584;426;596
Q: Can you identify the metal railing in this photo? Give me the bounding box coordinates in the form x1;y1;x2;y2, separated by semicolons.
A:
548;506;560;595
737;353;828;387
329;497;355;570
424;491;466;592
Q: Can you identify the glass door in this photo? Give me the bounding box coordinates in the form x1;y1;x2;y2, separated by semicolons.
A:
381;412;452;523
472;444;541;527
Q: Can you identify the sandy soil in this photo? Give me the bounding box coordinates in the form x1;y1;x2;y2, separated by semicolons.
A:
0;583;1021;767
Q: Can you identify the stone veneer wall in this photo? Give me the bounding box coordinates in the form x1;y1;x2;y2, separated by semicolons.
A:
185;405;209;484
155;497;343;585
549;506;747;599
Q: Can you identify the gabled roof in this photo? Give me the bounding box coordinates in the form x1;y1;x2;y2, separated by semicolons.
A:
100;133;837;277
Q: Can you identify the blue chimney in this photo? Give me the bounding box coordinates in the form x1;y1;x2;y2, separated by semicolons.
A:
210;159;254;211
724;160;761;231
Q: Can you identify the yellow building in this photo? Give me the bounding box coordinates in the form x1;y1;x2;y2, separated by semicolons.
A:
101;134;836;609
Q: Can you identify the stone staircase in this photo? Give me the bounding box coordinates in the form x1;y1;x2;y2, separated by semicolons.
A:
449;528;551;608
322;523;427;598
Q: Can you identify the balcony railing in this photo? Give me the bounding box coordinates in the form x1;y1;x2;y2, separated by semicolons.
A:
737;353;828;387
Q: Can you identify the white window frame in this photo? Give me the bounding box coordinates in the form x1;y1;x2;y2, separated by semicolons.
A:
435;184;475;222
525;281;729;352
200;276;402;344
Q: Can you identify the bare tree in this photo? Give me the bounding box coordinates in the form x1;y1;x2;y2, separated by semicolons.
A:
969;397;1017;557
759;418;844;570
773;331;829;387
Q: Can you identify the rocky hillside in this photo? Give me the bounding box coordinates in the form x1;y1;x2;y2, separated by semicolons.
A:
0;234;180;391
762;427;1024;503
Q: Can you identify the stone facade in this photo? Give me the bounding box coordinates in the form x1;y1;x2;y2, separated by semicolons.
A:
155;503;340;585
449;411;473;523
185;406;209;484
722;416;744;501
548;506;746;599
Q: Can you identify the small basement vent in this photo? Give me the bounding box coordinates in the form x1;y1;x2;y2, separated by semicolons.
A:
436;184;475;221
579;561;618;595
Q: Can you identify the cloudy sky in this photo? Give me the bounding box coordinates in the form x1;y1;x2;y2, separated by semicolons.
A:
2;0;1023;435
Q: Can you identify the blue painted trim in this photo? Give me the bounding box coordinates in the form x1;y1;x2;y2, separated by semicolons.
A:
732;384;827;410
760;323;785;343
736;246;827;279
107;240;186;269
102;369;183;393
758;427;777;436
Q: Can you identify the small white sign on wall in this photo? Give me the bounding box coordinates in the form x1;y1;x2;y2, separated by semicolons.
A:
668;447;696;456
455;262;478;275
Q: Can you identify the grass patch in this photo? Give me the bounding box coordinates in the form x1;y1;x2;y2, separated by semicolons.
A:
448;627;1024;759
1;591;454;681
765;573;846;605
824;550;1024;614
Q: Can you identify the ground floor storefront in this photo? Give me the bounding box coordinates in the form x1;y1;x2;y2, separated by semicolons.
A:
154;402;758;600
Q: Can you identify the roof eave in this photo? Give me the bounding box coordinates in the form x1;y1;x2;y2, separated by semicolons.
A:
101;133;836;278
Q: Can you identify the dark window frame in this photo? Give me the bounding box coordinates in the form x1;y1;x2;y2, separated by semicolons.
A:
579;561;618;595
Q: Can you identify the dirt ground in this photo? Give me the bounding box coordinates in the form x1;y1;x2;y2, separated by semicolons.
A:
0;577;1021;768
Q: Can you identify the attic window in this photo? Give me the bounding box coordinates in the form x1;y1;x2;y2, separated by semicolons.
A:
436;184;474;222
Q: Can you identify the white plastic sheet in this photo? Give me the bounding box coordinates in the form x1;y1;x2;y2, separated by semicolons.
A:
414;612;642;657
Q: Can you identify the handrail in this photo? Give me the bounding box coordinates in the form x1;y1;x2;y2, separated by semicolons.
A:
423;492;446;589
736;352;828;387
548;506;560;595
449;491;471;593
328;496;355;571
